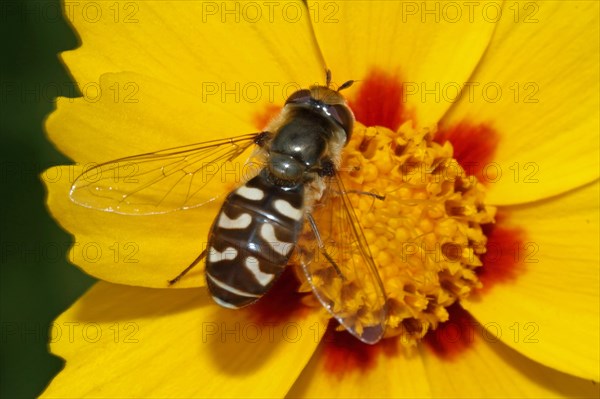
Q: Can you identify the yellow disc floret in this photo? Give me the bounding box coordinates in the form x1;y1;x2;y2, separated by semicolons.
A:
334;122;496;346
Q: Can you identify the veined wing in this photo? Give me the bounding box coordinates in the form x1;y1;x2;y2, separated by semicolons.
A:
298;171;387;344
70;133;266;215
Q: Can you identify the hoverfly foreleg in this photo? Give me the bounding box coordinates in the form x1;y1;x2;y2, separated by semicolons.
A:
345;190;386;201
306;213;346;281
168;248;207;286
316;158;335;177
343;190;385;214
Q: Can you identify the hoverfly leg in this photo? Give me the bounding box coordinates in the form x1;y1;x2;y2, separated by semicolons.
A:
321;250;346;281
168;248;207;286
346;190;386;201
306;213;346;281
345;190;385;213
316;158;335;177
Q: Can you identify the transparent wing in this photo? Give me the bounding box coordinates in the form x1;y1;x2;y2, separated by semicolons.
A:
298;171;387;344
70;133;265;214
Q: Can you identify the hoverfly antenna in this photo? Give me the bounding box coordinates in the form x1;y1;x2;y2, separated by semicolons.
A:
325;69;332;88
337;80;355;92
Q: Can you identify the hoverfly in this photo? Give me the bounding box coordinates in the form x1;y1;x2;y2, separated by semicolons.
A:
70;72;388;344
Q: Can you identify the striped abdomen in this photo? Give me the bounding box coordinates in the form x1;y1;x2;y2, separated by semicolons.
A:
205;171;305;309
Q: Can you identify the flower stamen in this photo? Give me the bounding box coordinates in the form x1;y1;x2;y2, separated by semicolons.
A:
323;121;496;346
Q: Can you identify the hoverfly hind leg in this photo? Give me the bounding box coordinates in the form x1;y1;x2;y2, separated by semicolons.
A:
321;250;346;281
168;248;207;286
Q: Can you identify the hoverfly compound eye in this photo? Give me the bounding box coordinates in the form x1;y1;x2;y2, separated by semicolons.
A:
330;104;354;141
285;89;312;105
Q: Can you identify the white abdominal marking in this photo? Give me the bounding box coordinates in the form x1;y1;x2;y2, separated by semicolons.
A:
211;296;239;309
245;256;274;286
260;224;293;256
273;199;303;221
208;246;238;263
218;212;252;229
236;185;265;201
206;273;260;298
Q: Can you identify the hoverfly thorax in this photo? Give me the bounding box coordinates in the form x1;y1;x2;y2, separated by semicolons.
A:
265;86;355;185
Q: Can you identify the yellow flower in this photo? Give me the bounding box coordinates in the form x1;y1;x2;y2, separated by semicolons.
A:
42;0;599;397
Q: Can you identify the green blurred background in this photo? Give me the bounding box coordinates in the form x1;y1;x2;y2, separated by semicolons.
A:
1;0;96;397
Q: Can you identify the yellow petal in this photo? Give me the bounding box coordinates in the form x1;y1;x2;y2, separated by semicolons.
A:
44;163;213;287
46;72;259;162
288;308;599;398
288;328;433;398
463;180;600;381
42;281;324;398
61;1;323;97
442;0;599;205
421;307;599;398
308;0;499;128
